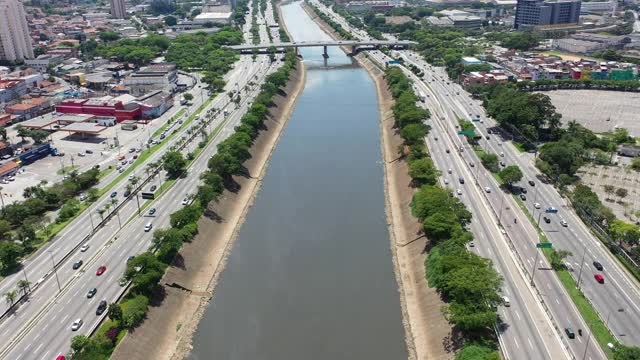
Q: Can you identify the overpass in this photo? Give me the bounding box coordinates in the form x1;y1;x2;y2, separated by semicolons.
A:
225;40;417;57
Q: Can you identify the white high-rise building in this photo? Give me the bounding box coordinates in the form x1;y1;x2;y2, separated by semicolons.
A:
110;0;126;19
0;0;33;61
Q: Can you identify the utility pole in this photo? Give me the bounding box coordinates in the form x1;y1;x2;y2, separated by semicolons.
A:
135;194;141;215
576;244;587;290
530;249;540;285
88;204;95;231
498;193;506;225
47;251;61;292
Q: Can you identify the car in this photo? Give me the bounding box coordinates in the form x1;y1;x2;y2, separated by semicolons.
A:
469;241;475;247
87;288;97;298
150;185;157;192
485;135;490;140
79;194;87;201
469;162;475;167
521;188;527;194
119;278;128;287
144;223;153;232
182;198;189;206
548;207;558;212
127;256;136;263
128;175;135;181
80;244;89;252
72;260;83;270
500;152;504;157
128;159;134;164
593;261;603;271
71;319;83;331
459;177;464;184
96;300;107;315
565;327;575;339
448;168;452;174
136;148;142;153
594;274;604;284
121;160;127;166
445;149;450;154
159;134;166;140
8;176;14;181
543;216;551;224
56;355;66;360
485;187;491;193
110;191;117;198
500;161;506;167
123;189;131;197
148;208;156;216
502;296;511;307
528;180;535;186
119;168;125;173
85;149;93;154
133;154;138;159
129;148;135;153
534;202;541;209
457;189;463;195
444;179;449;184
77;152;85;157
96;265;107;276
560;220;568;227
520;194;527;201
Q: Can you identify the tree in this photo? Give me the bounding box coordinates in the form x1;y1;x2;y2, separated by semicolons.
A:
480;152;499;173
498;165;523;189
603;184;615;200
423;211;462;242
456;345;500;360
613;128;632;144
400;123;427;146
0;220;11;240
162;151;187;178
17;279;30;296
99;31;121;42
183;93;193;102
125;253;167;295
0;127;6;141
164;15;177;26
610;220;640;246
121;295;149;329
408;158;440;186
631;158;640;172
549;249;572;270
70;335;90;355
170;204;202;229
0;242;21;272
614;346;640;360
4;290;16;306
108;303;123;323
616;187;628;201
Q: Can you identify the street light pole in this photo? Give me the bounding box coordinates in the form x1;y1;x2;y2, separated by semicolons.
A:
530;249;540;285
576;244;587;290
582;323;594;360
498;193;506;225
47;251;61;292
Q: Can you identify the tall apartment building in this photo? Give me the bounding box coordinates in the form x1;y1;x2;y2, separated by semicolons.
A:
0;0;34;61
110;0;126;19
514;0;581;30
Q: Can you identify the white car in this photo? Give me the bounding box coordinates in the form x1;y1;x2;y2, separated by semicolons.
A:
80;244;89;252
560;220;568;227
448;168;452;174
500;152;504;157
181;198;189;206
144;223;153;232
71;319;83;331
534;203;541;209
457;189;463;195
444;179;449;184
484;187;491;193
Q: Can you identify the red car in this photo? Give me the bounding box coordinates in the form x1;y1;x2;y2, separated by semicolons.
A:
56;355;66;360
96;265;107;276
594;274;605;284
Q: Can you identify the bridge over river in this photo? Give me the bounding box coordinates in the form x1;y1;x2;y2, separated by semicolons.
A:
225;40;417;57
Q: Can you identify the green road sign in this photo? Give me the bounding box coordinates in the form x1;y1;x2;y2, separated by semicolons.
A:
536;243;552;249
457;130;475;136
141;192;155;200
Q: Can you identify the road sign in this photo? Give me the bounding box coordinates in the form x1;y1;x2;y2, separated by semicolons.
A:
458;130;475;136
141;192;155;200
536;243;552;249
471;118;480;122
545;208;558;214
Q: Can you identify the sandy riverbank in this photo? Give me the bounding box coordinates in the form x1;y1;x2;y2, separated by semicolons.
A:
302;3;454;359
111;57;306;360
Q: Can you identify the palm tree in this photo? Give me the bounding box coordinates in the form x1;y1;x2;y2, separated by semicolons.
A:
97;208;106;221
110;198;119;211
17;280;30;296
4;290;17;307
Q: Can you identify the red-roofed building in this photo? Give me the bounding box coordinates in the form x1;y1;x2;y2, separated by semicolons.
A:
55;97;141;122
5;97;53;120
0;114;12;126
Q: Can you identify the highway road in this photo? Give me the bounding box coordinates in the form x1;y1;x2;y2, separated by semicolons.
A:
0;7;283;359
400;52;640;348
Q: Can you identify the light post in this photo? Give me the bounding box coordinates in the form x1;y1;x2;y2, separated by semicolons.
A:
576;244;587;290
88;203;95;231
498;192;506;225
47;250;61;292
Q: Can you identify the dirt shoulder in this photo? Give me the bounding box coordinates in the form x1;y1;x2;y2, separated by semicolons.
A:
111;60;306;360
302;4;454;359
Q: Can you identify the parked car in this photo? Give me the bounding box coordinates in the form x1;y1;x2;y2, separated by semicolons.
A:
72;260;83;270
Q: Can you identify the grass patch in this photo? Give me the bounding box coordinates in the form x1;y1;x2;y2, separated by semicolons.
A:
556;270;616;358
152;108;186;139
57;165;79;175
98;166;115;180
513;142;526;153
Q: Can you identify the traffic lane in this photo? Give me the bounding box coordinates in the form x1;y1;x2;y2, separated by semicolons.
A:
428;110;558;359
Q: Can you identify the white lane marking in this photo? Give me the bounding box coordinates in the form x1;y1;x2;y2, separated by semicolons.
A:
60;314;69;325
555;298;560;305
515;310;521;321
514;338;520;349
527;337;534;350
33;343;43;354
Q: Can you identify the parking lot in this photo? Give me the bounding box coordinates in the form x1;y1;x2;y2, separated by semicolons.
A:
577;163;640;222
540;90;640;137
1;106;186;205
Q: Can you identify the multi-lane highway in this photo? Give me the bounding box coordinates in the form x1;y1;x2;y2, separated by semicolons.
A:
0;6;283;359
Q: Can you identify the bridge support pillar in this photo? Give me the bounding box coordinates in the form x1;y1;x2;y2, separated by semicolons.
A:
323;45;329;58
351;45;356;56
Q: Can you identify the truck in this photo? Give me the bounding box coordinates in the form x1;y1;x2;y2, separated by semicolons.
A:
417;91;426;102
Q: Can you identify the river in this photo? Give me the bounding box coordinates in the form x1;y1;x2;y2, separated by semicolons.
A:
187;2;408;359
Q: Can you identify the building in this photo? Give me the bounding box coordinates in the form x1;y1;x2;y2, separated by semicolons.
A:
110;0;126;19
138;90;173;119
0;79;27;103
24;54;64;73
580;0;615;13
344;0;404;11
123;63;178;95
55;96;142;122
514;0;581;30
193;11;233;24
430;10;483;29
0;0;34;61
5;97;52;121
553;38;605;53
